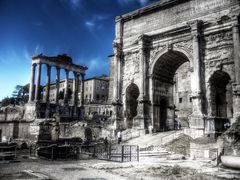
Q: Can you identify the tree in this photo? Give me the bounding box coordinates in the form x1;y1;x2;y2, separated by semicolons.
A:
12;83;29;105
1;97;15;107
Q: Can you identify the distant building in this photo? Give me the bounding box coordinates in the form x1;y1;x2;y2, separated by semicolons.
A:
43;79;81;106
84;75;109;104
43;75;109;105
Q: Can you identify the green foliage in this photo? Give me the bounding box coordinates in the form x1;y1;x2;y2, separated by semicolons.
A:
0;83;30;107
1;97;16;106
12;83;29;104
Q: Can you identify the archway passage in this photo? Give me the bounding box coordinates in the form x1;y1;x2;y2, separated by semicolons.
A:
209;71;232;118
152;51;192;131
125;83;140;128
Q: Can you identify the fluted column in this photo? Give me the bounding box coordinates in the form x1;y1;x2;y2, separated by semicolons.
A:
188;20;204;131
64;69;69;105
35;63;42;101
28;63;36;102
45;64;51;103
232;16;240;122
55;67;60;104
134;35;151;131
233;17;240;84
138;35;150;100
112;42;122;102
80;73;85;107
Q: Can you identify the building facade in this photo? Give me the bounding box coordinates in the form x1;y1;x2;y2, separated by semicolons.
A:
110;0;240;137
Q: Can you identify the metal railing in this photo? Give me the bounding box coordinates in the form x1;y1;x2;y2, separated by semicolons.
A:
97;144;139;162
160;130;184;144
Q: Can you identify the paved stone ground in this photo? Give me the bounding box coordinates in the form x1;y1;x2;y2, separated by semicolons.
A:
1;151;240;180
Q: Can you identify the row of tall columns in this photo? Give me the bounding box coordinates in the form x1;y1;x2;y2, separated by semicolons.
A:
28;63;85;107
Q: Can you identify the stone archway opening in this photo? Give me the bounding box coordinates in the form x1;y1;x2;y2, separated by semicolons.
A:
152;50;191;132
125;83;140;129
209;71;232;118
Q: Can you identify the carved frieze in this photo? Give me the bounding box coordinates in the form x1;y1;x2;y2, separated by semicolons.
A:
122;51;140;82
205;47;233;62
204;31;233;66
173;40;193;53
205;31;233;50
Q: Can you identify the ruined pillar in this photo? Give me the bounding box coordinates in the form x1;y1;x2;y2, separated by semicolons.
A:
45;64;51;103
64;69;69;105
35;63;42;101
28;63;36;102
55;67;60;104
232;16;240;122
188;20;204;134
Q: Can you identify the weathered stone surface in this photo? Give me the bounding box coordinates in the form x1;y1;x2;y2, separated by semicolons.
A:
109;0;240;137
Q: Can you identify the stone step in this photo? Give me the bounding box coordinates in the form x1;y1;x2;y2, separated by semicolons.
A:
139;151;170;157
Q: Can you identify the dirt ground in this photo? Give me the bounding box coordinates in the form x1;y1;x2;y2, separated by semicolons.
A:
1;151;240;180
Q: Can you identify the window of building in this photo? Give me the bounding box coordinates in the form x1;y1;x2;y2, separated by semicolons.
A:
179;98;182;103
189;97;192;102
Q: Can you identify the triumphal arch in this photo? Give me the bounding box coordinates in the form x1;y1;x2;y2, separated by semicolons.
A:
111;0;240;137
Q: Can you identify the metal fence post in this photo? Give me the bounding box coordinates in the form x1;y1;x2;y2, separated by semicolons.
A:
121;145;124;162
130;146;132;162
137;146;139;162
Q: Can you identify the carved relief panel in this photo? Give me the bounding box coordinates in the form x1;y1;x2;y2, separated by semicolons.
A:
204;31;233;69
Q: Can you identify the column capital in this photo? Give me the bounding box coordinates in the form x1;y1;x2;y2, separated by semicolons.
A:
138;34;151;51
232;16;239;30
188;20;203;30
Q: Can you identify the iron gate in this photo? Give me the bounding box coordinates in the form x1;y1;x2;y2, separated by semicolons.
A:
98;145;139;162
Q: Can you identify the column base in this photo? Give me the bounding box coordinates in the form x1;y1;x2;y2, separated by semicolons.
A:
189;113;205;129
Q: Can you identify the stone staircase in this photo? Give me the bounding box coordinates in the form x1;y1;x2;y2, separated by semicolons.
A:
122;130;185;159
139;145;170;158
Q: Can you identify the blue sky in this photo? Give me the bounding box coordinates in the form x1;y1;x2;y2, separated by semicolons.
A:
0;0;158;100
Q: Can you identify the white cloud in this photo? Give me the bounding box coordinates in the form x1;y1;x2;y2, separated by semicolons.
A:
85;21;95;28
60;0;82;10
84;14;109;32
70;0;81;8
139;0;150;6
